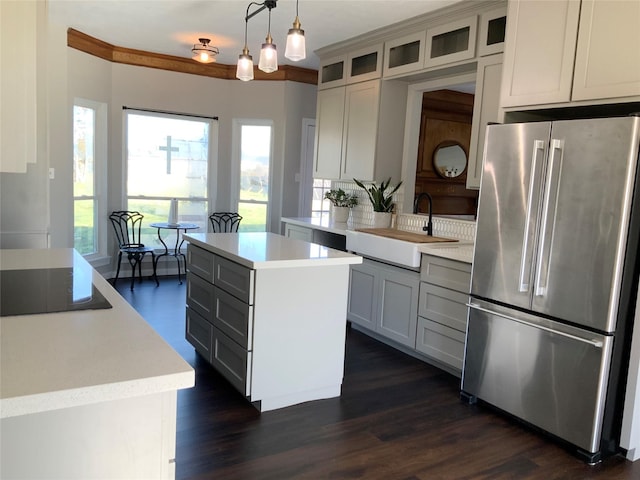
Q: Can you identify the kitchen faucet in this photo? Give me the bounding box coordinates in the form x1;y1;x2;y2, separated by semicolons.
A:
413;192;433;236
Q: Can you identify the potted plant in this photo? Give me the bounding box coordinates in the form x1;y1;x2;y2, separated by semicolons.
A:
324;188;358;223
353;178;402;228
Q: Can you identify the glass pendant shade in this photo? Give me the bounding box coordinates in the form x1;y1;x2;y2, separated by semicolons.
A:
236;51;254;81
191;38;218;64
258;38;278;73
285;17;306;61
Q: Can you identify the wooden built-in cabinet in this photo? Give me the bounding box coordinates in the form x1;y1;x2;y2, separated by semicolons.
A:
416;254;472;376
501;0;640;109
347;258;420;348
414;90;479;215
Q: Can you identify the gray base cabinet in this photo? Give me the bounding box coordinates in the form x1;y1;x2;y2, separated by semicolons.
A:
417;255;472;375
347;258;419;348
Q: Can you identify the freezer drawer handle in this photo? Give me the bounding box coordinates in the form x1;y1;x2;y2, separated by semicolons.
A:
467;303;604;348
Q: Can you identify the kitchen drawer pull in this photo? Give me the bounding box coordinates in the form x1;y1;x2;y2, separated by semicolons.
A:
467;303;604;348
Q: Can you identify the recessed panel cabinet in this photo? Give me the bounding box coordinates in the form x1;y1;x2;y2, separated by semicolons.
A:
347;258;420;348
313;79;407;182
416;254;471;376
501;0;640;108
467;54;503;189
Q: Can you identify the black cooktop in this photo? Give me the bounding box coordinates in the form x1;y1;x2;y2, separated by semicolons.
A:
0;267;112;317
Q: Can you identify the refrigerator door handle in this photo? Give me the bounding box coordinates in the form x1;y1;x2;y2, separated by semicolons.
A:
518;140;546;292
467;303;604;348
534;138;564;297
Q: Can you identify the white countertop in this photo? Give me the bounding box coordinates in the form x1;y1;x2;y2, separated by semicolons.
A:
281;216;350;235
282;217;474;265
418;243;474;264
0;249;194;419
184;232;362;269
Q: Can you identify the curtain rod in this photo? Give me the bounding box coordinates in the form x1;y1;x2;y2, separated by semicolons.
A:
122;106;218;121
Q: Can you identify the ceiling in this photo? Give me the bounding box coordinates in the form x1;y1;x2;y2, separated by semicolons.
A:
49;0;464;71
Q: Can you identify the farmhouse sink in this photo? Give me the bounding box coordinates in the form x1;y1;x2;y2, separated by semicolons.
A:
345;228;458;268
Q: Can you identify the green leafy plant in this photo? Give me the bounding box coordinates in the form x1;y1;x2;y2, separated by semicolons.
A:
324;189;358;208
353;178;402;212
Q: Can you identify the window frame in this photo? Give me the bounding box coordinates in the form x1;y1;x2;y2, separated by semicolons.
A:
73;98;108;263
123;108;218;246
231;118;274;232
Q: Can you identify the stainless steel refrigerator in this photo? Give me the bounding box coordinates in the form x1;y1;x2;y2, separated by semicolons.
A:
462;116;640;463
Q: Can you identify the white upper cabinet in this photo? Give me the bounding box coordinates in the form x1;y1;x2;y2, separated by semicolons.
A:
500;0;580;107
346;44;383;84
383;31;426;78
317;55;347;90
313;87;345;179
1;0;38;173
424;16;478;69
467;54;503;190
501;0;640;109
341;81;381;180
313;79;407;182
477;6;507;56
572;0;640;101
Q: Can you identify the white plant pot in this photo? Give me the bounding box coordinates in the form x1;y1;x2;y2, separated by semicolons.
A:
331;206;350;223
372;211;392;228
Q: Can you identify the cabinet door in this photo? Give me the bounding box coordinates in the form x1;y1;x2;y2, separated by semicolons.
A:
477;6;507;57
313;87;345;179
341;80;380;181
347;262;378;330
186;271;215;319
500;0;580;107
185;306;213;362
284;223;313;242
572;0;640;101
416;317;465;372
467;54;503;190
378;266;419;348
424;16;478;69
211;327;251;396
318;55;346;90
346;44;383;84
383;31;426;78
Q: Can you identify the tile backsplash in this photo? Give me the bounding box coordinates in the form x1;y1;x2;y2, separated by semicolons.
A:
332;180;476;242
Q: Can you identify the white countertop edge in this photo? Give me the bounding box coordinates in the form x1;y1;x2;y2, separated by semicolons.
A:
281;217;349;235
184;233;362;269
418;243;474;264
0;371;195;419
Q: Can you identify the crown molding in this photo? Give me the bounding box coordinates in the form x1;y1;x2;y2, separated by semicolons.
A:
67;28;318;85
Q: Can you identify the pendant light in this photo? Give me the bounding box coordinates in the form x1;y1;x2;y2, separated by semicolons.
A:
236;16;254;81
191;38;219;64
285;0;305;61
258;6;278;73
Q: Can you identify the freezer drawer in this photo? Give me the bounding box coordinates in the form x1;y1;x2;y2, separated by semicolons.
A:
462;301;613;454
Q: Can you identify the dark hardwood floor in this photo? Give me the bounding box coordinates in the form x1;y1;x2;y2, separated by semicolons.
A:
115;276;640;479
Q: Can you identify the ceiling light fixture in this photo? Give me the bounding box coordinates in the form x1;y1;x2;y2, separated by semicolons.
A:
236;0;307;81
285;0;305;61
191;38;219;64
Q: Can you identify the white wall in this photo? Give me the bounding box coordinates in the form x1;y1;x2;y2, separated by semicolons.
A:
0;18;317;255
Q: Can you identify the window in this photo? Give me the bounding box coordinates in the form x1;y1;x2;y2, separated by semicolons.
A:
234;121;272;232
125;109;216;246
73;100;106;258
312;178;332;221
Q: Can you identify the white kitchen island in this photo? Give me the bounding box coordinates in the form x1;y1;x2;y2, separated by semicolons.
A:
0;249;194;479
183;232;362;412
